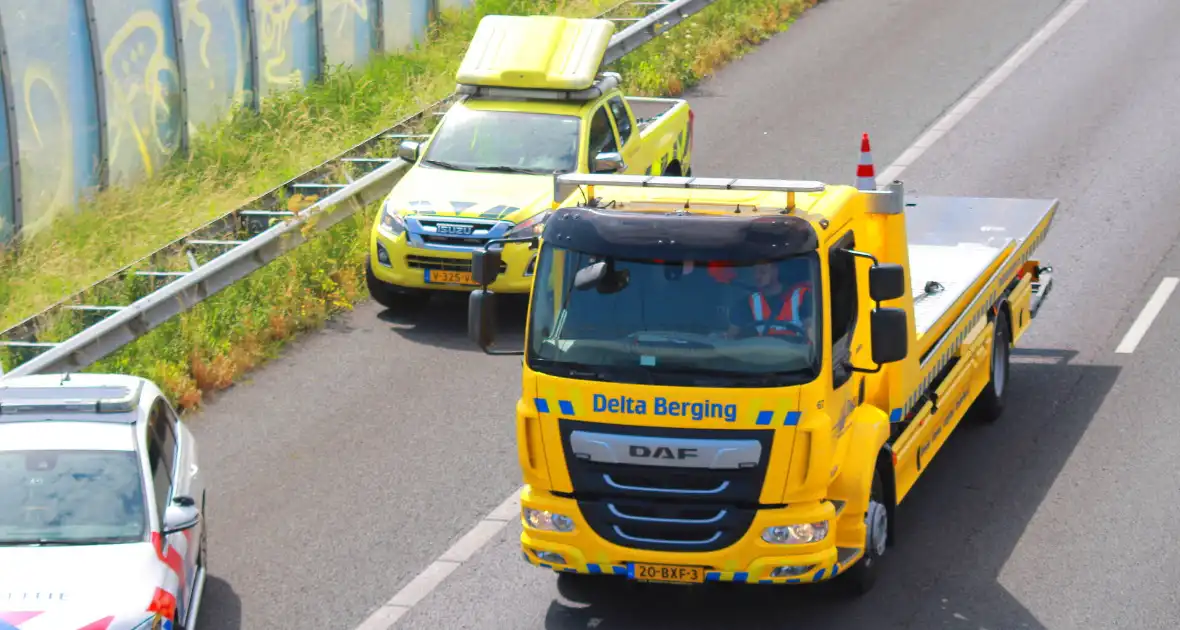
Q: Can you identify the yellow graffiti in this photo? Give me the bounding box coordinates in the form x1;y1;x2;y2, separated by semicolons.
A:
255;0;315;92
19;62;73;229
101;10;182;180
323;0;368;35
178;0;248;108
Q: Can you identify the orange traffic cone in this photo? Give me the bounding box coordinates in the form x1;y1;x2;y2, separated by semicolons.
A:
857;133;876;191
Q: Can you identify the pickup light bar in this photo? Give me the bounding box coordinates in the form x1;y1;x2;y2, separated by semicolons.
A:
552;174;828;212
0;381;144;417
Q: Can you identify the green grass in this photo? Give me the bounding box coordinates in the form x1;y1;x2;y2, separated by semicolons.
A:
1;0;821;409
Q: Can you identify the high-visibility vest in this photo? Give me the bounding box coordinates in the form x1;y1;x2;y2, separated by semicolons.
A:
749;284;810;336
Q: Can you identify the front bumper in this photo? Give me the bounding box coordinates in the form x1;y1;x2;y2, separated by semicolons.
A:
518;486;863;585
369;227;537;293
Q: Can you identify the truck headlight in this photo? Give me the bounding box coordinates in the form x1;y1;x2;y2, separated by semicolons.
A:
761;521;829;545
523;507;575;532
505;210;550;238
378;200;406;237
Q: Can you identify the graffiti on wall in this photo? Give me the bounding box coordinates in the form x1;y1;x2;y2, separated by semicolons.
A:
0;0;439;245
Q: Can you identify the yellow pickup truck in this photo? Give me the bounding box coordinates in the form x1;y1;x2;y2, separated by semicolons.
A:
366;15;694;310
465;141;1057;594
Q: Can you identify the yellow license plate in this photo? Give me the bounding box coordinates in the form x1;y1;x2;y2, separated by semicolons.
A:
630;562;706;584
426;269;476;285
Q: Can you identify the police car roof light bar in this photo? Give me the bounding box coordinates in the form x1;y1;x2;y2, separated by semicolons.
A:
0;381;144;416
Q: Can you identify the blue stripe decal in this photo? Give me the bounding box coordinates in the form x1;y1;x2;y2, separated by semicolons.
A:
830;563;839;576
783;411;801;426
759;579;773;584
705;572;721;581
733;572;749;583
534;398;550;414
787;578;801;584
612;566;626;575
813;568;826;581
539;563;552;569
562;567;577;572
756;410;774;425
889;408;903;423
558;399;575;415
588;564;602;574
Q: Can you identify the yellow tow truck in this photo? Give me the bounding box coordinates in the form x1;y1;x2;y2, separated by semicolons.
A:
366;15;694;309
465;145;1057;593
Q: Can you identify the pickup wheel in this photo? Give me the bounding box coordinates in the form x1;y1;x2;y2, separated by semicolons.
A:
837;473;887;596
973;306;1011;423
366;259;429;311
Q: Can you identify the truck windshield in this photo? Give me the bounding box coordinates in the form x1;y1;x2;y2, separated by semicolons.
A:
526;246;823;387
0;449;147;545
421;109;581;175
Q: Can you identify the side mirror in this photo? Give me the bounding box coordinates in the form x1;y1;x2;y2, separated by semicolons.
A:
869;263;907;302
162;497;200;535
398;140;421;163
468;289;497;350
870;307;909;365
592;151;626;174
471;248;503;286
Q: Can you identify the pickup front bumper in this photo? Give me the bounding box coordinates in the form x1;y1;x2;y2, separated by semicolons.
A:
369;219;537;294
517;486;864;585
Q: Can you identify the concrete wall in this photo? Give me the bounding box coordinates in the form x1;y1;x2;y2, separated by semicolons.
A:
0;0;473;244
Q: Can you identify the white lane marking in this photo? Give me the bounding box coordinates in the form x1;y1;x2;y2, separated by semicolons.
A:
352;2;1095;628
354;486;524;629
876;0;1090;186
1115;277;1179;354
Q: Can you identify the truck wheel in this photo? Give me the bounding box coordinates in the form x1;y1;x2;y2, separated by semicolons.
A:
365;259;429;311
973;306;1011;423
838;474;887;596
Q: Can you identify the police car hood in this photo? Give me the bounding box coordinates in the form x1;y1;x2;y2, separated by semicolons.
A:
0;543;168;629
385;166;555;224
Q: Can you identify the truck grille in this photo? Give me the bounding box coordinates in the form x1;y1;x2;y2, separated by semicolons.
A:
412;218;502;250
558;419;774;553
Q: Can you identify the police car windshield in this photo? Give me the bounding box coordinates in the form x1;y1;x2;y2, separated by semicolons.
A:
526;247;822;387
0;450;147;545
421;109;581;175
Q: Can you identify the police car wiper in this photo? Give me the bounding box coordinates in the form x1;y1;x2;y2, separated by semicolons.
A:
0;538;104;546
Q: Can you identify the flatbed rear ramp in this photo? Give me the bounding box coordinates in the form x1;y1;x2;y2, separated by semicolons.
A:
905;195;1058;363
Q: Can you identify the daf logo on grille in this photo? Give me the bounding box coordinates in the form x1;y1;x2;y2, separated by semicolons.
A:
436;223;474;235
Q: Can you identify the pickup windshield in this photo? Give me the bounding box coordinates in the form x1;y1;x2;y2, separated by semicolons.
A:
0;449;147;545
421;109;581;175
527;246;823;387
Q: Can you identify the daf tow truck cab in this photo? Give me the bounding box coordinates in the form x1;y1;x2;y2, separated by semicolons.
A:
465;150;1057;593
366;15;693;310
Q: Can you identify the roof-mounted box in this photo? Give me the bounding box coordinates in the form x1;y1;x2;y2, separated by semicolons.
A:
456;15;616;92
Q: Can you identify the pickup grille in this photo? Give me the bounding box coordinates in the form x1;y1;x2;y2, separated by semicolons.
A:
558;419;774;553
404;255;507;273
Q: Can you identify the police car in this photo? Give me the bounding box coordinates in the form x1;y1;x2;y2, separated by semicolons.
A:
0;373;207;630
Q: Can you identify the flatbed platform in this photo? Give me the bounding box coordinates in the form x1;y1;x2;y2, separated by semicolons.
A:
904;195;1057;360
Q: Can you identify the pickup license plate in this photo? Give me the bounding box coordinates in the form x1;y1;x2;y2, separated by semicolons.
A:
425;269;476;285
630;562;706;584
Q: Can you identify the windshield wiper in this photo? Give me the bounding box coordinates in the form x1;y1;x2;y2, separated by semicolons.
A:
0;537;129;546
420;159;476;172
474;165;551;175
533;358;653;384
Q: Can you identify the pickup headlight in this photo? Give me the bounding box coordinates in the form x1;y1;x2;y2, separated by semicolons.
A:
505;210;550;238
377;199;406;237
761;521;829;545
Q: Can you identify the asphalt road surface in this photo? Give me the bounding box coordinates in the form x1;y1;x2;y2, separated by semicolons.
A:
188;0;1180;628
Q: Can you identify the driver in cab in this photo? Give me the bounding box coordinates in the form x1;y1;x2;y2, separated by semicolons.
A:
725;260;815;342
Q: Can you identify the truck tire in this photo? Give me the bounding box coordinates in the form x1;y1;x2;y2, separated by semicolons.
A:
973;306;1011;423
838;473;887;596
366;259;429;311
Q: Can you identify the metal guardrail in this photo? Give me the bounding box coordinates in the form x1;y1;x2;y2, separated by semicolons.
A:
0;0;719;379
